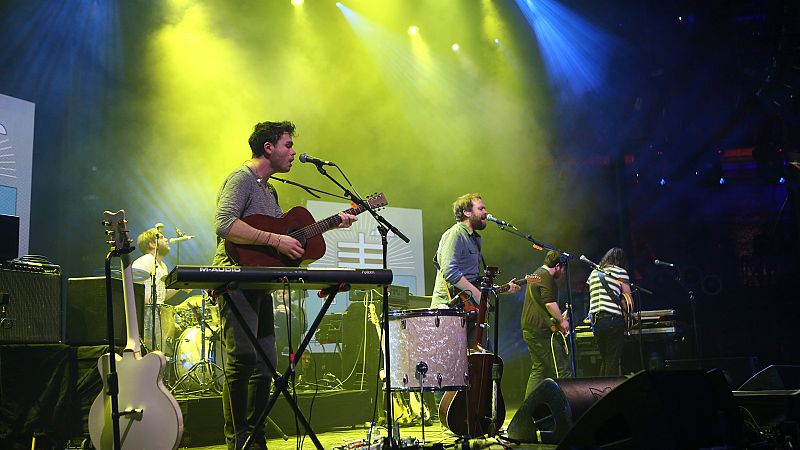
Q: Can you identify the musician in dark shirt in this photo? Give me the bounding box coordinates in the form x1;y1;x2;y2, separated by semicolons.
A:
213;121;355;450
521;250;572;398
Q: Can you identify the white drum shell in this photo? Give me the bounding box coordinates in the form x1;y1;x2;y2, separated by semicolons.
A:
387;309;468;391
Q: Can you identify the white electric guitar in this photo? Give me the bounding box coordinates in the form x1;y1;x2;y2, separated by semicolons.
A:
88;210;183;450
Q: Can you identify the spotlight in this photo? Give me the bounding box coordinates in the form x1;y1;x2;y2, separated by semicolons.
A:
718;177;725;185
291;0;303;5
659;178;667;186
408;26;419;35
779;177;786;184
451;43;460;52
336;1;342;6
494;38;501;45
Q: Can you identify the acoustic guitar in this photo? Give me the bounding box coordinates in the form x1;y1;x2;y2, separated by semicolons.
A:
88;210;183;450
620;292;634;331
225;192;388;266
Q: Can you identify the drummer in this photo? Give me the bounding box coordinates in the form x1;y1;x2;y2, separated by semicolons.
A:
132;226;189;353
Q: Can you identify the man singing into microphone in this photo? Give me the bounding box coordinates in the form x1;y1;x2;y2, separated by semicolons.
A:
430;193;520;349
586;247;631;376
521;250;571;398
212;121;357;450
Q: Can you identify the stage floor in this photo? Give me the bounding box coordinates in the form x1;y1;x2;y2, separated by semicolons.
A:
184;410;558;450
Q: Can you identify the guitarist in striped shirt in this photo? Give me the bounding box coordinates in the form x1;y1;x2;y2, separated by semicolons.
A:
586;247;632;376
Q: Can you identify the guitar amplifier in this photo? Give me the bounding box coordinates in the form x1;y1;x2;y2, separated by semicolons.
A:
0;262;63;343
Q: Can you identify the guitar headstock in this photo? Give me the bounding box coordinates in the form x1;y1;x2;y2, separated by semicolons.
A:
365;192;388;210
102;210;134;254
524;273;542;284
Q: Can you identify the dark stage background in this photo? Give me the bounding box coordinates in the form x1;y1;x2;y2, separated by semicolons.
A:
1;0;798;406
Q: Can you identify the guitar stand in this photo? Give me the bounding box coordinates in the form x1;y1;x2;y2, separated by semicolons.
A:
214;281;347;450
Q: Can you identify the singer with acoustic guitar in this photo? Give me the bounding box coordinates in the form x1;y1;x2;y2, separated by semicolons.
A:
521;250;572;399
212;121;357;450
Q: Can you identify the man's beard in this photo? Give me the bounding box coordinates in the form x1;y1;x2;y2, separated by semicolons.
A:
471;216;487;230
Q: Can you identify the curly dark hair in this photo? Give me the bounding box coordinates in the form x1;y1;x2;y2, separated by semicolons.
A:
452;193;481;222
599;247;627;269
248;121;296;157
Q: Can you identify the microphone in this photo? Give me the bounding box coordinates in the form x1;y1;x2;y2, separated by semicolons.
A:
169;235;194;244
654;259;675;268
486;214;515;228
580;255;600;270
299;153;335;166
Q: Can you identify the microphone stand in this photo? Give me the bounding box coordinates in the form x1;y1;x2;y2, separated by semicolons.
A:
309;162;409;449
149;253;158;353
579;255;653;371
662;264;699;358
487;222;579;375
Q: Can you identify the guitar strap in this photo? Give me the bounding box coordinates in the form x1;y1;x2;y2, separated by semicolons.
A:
597;271;622;315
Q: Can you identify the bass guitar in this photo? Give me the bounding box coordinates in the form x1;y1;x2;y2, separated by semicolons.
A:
225;192;388;267
88;210;184;450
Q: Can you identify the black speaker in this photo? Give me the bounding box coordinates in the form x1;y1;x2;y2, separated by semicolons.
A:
0;264;62;343
507;377;625;444
739;365;800;391
65;276;144;346
665;356;760;389
557;370;743;449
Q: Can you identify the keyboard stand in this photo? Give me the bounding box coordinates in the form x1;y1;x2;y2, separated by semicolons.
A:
215;281;347;450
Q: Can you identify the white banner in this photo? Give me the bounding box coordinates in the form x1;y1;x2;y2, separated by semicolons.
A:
0;93;35;256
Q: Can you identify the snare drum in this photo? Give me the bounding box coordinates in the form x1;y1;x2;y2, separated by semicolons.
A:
387;308;468;391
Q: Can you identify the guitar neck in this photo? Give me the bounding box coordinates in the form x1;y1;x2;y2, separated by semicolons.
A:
493;278;528;294
292;205;363;240
120;253;141;354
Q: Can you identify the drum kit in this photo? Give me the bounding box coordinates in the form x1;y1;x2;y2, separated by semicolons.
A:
147;293;224;394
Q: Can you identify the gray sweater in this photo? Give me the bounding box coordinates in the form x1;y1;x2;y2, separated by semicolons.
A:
212;165;283;266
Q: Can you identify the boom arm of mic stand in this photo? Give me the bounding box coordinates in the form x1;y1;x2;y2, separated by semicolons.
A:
270;176;348;201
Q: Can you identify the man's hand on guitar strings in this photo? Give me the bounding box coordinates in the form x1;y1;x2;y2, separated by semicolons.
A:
274;234;305;259
338;212;358;228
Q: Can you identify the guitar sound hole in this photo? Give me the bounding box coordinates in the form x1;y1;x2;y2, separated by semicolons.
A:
288;229;306;248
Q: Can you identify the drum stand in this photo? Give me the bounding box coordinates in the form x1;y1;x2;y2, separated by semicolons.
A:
415;362;428;444
172;293;224;394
